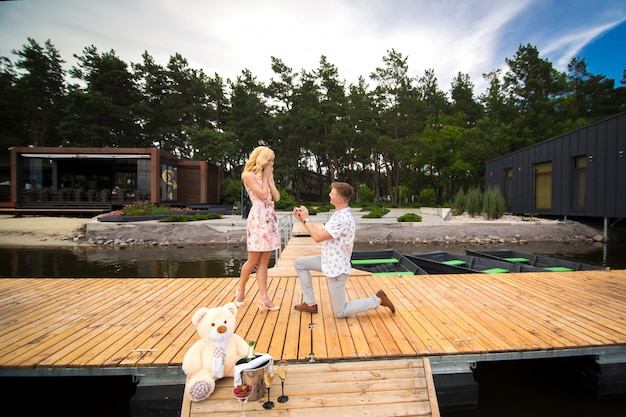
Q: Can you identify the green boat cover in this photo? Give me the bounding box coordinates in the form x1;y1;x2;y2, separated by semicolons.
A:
372;271;415;276
441;259;467;266
351;258;399;265
543;266;574;272
504;257;530;263
481;268;509;274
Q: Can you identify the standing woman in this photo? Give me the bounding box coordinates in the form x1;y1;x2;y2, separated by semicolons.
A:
234;146;281;311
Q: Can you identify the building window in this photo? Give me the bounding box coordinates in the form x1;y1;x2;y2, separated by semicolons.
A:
504;167;513;209
534;161;552;209
572;155;586;210
136;159;151;200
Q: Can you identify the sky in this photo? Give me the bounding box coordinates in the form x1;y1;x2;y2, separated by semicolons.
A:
1;0;625;96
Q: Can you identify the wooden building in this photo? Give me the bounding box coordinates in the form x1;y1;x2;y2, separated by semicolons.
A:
0;147;221;212
485;111;626;228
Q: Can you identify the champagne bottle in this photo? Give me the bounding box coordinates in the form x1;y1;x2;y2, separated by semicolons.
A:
247;340;255;362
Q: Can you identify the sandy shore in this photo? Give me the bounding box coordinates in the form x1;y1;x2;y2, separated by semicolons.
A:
0;215;88;246
0;210;605;248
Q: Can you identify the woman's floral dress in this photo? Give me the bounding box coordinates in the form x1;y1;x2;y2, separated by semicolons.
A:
245;177;280;252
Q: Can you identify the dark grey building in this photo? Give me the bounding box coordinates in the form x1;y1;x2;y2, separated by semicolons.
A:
485;111;626;227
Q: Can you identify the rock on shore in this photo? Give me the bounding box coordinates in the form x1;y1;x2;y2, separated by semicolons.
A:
354;222;604;247
80;217;602;248
0;214;605;248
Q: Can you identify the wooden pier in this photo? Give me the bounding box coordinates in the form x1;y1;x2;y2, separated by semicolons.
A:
180;358;440;417
1;222;626;416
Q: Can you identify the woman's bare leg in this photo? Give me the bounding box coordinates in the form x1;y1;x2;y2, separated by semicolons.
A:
236;251;262;305
256;251;278;308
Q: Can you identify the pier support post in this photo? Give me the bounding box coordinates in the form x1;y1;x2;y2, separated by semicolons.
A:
428;357;478;410
560;353;626;397
308;314;315;362
590;353;626;396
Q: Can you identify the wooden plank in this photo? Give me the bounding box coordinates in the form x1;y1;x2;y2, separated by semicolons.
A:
147;279;244;365
491;273;614;346
449;274;579;348
161;279;242;367
0;278;170;366
401;276;493;353
118;278;226;366
44;278;206;367
423;358;441;417
48;278;208;367
268;233;370;278
368;279;433;354
428;275;552;350
392;276;474;354
187;359;438;417
414;275;515;352
368;276;419;356
22;278;181;367
504;272;626;337
311;277;332;360
347;277;400;357
0;278;112;328
0;270;625;372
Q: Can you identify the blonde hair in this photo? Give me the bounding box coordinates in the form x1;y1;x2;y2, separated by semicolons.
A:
242;146;275;179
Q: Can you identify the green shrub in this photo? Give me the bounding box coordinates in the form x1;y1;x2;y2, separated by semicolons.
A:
483;186;505;219
362;206;389;218
121;202;171;216
418;188;436;206
159;213;222;222
220;177;242;205
357;184;375;204
397;213;422;222
452;188;466;216
398;185;410;200
465;186;483;217
274;187;296;210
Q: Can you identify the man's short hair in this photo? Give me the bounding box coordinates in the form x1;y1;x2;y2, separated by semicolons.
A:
332;182;353;201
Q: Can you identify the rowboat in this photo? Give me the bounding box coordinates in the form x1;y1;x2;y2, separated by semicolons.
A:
405;251;544;274
350;249;427;276
465;249;607;271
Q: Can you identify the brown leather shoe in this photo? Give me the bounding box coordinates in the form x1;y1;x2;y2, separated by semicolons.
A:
294;303;318;314
376;290;395;314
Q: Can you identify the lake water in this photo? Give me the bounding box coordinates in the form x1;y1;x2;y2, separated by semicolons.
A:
0;244;252;278
1;240;624;278
1;240;625;416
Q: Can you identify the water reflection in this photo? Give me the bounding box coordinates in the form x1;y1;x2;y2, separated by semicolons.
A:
1;240;623;279
0;245;255;278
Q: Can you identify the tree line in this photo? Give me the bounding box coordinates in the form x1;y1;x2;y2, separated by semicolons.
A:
1;37;625;205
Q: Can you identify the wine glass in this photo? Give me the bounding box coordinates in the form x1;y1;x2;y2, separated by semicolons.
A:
262;363;275;409
233;383;253;417
277;360;289;403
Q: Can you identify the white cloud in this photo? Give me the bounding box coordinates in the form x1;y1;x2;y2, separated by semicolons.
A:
1;0;624;97
541;17;626;70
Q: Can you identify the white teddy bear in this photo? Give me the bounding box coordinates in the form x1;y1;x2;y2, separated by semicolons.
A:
182;302;249;402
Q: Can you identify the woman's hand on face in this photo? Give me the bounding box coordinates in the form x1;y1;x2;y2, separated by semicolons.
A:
262;164;273;180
